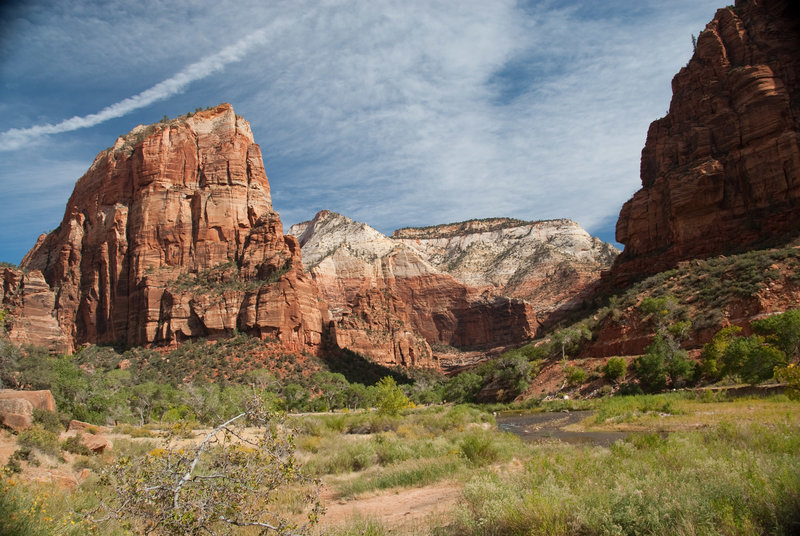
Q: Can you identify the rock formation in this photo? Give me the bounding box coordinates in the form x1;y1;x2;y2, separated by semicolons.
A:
1;269;70;353
12;104;327;354
0;398;34;432
613;0;800;284
0;390;57;413
289;211;540;367
0;390;56;432
394;218;618;318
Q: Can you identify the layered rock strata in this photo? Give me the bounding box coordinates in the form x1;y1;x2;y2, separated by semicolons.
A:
394;218;618;318
290;211;539;367
15;104;327;354
2;268;70;353
613;0;800;284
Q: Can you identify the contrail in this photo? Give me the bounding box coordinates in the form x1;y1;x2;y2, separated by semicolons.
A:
0;29;269;151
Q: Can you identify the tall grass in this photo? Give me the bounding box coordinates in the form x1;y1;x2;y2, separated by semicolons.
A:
449;419;800;535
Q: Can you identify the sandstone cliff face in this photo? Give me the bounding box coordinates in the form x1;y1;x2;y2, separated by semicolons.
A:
2;268;70;353
16;104;327;354
289;211;539;367
613;0;800;284
393;218;618;318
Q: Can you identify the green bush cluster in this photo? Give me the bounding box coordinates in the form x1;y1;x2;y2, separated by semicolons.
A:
701;308;799;385
17;426;61;457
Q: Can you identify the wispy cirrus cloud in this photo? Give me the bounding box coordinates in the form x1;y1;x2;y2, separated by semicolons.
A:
0;0;722;264
0;26;279;151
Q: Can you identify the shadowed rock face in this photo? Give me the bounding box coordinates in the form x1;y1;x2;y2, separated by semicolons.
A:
613;0;800;285
12;104;327;353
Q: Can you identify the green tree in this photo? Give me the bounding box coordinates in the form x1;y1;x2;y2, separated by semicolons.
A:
635;296;692;392
442;372;483;403
374;376;410;416
343;382;373;410
721;335;786;385
552;324;592;361
0;335;22;389
282;383;309;412
751;309;800;359
701;325;743;380
311;371;349;411
636;333;692;392
775;363;800;399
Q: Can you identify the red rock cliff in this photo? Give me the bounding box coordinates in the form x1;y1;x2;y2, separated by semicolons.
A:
613;0;800;284
16;104;327;353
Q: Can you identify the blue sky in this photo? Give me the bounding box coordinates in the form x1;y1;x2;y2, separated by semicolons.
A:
0;0;722;264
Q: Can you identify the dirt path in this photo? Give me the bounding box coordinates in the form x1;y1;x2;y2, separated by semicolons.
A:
318;481;461;532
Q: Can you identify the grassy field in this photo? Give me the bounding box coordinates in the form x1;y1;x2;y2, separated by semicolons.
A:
2;394;799;535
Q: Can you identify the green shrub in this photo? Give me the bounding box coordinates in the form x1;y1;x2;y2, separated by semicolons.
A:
32;409;65;433
603;357;627;382
17;425;60;457
459;430;499;465
61;435;92;456
564;365;587;386
0;477;51;536
3;447;32;474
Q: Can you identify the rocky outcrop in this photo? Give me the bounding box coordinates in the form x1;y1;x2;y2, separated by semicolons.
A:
0;390;57;413
0;398;33;432
394;218;618;318
1;269;70;353
15;104;327;354
290;211;539;367
613;0;800;284
62;421;113;453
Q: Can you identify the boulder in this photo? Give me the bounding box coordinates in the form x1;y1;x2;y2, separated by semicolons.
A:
0;398;34;432
0;389;57;412
67;419;109;434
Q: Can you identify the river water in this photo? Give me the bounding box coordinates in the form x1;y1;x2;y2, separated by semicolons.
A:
496;411;628;446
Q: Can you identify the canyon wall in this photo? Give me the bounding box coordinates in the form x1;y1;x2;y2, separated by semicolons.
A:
394;218;618;319
290;212;540;368
613;0;800;284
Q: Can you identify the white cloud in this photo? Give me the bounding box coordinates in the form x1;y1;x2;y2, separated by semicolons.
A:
0;24;284;151
0;0;723;263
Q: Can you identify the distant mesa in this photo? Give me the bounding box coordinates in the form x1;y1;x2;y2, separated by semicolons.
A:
289;210;617;369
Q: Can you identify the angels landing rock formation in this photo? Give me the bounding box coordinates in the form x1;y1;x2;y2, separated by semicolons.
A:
289;212;540;368
6;104;327;354
613;0;800;284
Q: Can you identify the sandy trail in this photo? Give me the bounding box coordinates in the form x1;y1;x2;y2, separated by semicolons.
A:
317;481;461;532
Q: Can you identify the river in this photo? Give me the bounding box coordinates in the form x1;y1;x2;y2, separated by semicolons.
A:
496;411;629;446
